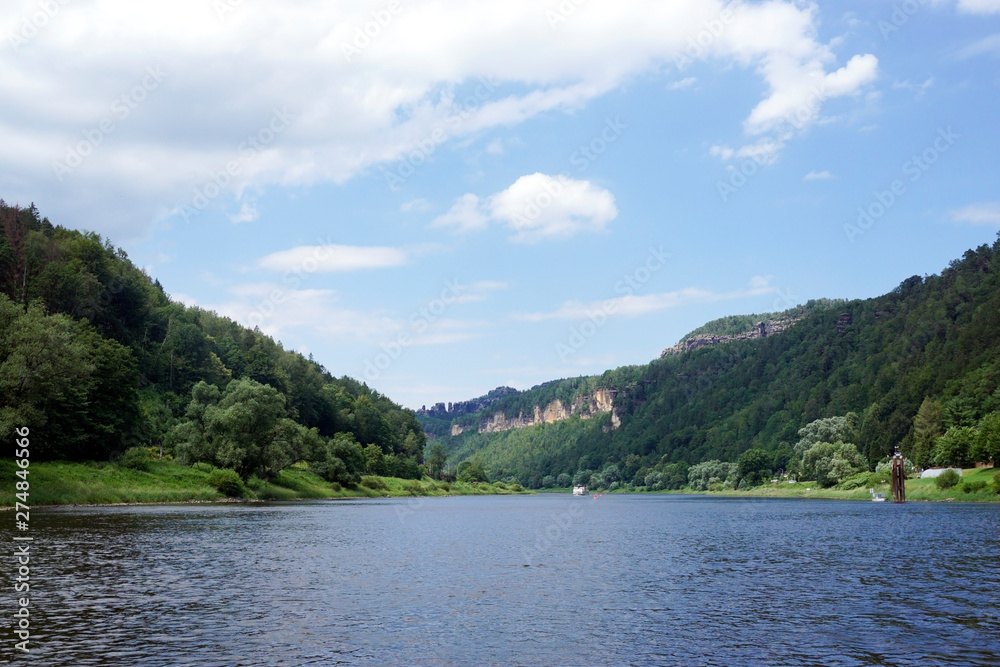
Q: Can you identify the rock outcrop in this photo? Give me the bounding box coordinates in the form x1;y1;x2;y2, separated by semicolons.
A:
660;315;802;357
476;389;619;434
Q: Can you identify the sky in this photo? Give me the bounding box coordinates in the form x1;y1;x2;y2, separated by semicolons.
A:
2;0;999;410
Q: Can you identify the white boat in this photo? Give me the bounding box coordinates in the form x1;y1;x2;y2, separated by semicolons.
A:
869;488;886;502
572;485;588;496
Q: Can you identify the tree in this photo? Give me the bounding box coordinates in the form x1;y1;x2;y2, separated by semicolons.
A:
363;443;386;475
0;295;139;460
736;448;771;487
973;412;1000;465
427;442;448;480
801;441;866;487
933;426;977;468
171;378;304;479
912;398;944;467
457;459;488;483
556;473;571;487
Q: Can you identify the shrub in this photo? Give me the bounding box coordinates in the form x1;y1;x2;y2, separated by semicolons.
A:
206;468;244;497
961;480;987;494
361;476;388;491
993;472;1000;495
118;447;152;472
492;482;507;490
934;469;961;490
510;483;525;492
192;461;215;473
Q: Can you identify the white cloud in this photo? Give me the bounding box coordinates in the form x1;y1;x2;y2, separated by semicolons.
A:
893;78;934;95
669;77;697;90
489;173;617;243
515;278;776;321
401;198;432;212
430;193;490;233
0;0;880;238
258;244;408;272
949;203;1000;226
954;0;1000;14
956;33;1000;59
804;170;833;180
434;173;617;243
228;202;258;224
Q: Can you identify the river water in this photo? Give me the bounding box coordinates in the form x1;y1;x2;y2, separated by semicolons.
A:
4;494;999;666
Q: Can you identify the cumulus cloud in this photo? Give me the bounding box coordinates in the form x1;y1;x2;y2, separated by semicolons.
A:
258;244;408;272
429;193;489;233
0;0;879;237
433;173;617;243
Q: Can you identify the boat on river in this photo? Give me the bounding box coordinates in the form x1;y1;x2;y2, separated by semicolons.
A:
572;485;588;496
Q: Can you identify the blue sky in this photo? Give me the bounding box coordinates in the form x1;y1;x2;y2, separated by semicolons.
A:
2;0;999;408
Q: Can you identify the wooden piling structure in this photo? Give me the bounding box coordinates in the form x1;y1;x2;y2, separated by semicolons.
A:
891;452;906;503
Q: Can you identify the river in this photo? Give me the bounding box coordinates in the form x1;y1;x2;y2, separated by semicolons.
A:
5;494;999;665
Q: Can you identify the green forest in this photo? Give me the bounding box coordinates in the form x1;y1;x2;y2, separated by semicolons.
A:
425;237;1000;491
0;202;427;489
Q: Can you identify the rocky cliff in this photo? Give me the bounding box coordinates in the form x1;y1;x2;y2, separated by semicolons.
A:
660;315;802;357
477;388;620;434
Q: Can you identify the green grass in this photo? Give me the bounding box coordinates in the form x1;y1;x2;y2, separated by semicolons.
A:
0;459;531;508
698;466;1000;502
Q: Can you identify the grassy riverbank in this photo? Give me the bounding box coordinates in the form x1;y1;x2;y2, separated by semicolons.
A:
610;466;999;502
0;459;529;508
706;466;999;502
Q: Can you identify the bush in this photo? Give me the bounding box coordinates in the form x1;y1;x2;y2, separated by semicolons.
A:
206;468;244;497
993;472;1000;495
961;480;987;494
510;483;525;492
361;476;388;491
118;447;152;472
934;469;961;490
192;461;215;473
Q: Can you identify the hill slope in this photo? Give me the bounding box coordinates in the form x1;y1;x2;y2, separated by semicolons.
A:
0;202;425;480
421;239;1000;487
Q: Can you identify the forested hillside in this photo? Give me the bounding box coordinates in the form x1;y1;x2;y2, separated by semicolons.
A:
0;202;425;483
429;237;1000;488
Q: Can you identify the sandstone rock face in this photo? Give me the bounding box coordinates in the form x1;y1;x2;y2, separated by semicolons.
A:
475;389;619;434
450;424;467;436
660;315;802;357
